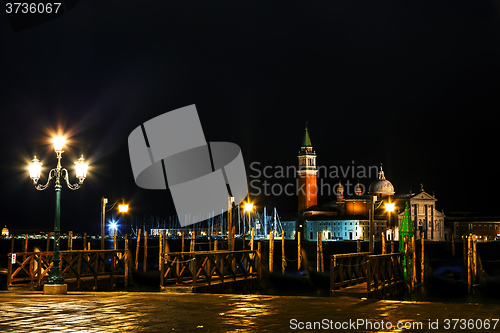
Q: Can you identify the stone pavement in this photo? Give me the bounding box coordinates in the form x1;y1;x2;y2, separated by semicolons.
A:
1;291;500;332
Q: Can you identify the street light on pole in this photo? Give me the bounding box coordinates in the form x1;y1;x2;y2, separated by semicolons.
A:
28;135;88;294
368;165;395;254
101;198;129;249
245;202;253;235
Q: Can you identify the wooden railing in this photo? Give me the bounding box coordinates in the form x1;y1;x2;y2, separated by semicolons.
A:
7;249;128;290
160;250;259;289
366;253;403;298
330;252;404;298
330;252;371;290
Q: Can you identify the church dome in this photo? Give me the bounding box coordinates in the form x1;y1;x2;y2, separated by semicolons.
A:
368;165;395;195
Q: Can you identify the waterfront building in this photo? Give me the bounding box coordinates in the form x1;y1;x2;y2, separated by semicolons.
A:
1;225;9;237
445;212;500;241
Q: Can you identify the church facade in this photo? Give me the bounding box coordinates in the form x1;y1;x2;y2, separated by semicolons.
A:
394;188;446;241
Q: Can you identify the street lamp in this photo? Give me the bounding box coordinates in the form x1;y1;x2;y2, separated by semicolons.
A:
368;165;395;253
28;135;88;291
101;198;129;249
244;202;253;234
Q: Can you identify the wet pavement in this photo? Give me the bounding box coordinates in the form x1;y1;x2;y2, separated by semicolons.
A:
1;291;500;332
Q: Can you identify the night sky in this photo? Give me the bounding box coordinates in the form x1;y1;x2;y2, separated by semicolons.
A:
1;0;500;234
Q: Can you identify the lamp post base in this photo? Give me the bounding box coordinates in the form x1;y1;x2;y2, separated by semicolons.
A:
43;284;67;295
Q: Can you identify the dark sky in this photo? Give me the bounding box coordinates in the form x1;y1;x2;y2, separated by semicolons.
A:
1;0;500;234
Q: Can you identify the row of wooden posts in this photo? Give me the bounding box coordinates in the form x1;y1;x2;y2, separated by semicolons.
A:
16;229;419;277
20;229;479;291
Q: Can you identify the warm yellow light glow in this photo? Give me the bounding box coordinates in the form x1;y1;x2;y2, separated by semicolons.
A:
74;155;88;180
118;204;129;213
29;156;42;181
385;203;395;212
53;136;66;152
244;203;253;212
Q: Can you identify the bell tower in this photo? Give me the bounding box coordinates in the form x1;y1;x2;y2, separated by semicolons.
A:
297;123;317;212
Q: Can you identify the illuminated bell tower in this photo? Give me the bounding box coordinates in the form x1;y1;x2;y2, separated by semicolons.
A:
297;123;317;212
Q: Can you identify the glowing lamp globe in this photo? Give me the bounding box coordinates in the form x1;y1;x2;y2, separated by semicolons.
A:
29;156;42;184
74;155;88;183
53;136;65;152
385;203;395;212
244;203;253;212
118;204;129;213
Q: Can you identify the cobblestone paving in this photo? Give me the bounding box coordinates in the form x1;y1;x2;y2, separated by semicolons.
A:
1;291;500;332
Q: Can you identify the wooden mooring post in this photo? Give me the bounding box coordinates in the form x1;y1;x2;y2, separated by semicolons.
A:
357;239;361;253
113;229;117;250
452;236;455;257
68;231;73;251
412;235;417;286
421;232;424;285
269;231;274;273
143;231;148;272
159;231;164;270
468;233;472;293
282;230;285;274
317;232;324;273
124;235;129;287
297;231;301;270
382;232;386;255
83;232;87;251
190;231;195;252
135;229;141;271
251;227;255;251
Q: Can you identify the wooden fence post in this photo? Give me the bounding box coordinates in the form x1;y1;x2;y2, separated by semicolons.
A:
182;230;185;252
83;232;87;251
357;239;361;253
190;231;195;252
135;229;141;271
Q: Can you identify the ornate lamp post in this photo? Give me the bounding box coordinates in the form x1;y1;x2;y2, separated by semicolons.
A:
29;136;88;292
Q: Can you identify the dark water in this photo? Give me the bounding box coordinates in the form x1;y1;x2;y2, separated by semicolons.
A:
2;238;500;304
